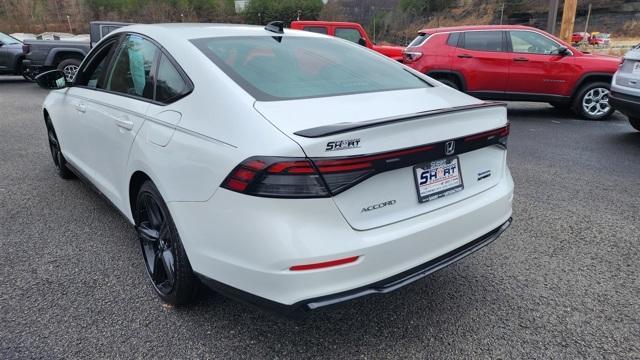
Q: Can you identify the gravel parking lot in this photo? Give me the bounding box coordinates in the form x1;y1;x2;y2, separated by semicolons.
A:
1;76;639;359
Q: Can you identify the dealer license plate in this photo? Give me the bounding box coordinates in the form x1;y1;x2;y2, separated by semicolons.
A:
414;157;464;203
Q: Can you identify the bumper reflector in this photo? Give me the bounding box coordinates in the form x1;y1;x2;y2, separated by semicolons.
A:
289;256;359;271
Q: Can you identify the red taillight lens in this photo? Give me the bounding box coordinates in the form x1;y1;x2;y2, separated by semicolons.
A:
464;123;509;147
221;124;508;198
403;51;423;63
222;157;330;198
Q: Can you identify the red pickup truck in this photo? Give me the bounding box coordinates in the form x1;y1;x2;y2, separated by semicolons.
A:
290;21;404;61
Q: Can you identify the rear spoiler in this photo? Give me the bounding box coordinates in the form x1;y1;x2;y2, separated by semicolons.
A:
293;102;506;138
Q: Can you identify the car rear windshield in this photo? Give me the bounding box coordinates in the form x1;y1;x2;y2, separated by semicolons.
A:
191;36;429;101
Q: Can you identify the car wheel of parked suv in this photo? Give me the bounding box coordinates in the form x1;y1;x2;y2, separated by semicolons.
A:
573;82;614;121
435;77;460;90
629;118;640;132
549;101;572;113
135;181;198;306
45;116;75;179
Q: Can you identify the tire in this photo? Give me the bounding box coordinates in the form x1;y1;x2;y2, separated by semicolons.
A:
135;181;197;306
629;117;640;132
45;116;75;179
549;101;571;113
572;81;614;121
56;58;81;82
435;78;460;91
21;63;35;82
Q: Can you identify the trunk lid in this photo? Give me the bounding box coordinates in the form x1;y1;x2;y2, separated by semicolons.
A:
254;88;509;230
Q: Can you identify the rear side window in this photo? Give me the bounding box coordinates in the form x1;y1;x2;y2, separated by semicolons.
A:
408;33;429;47
462;31;503;52
191;36;429;101
106;35;159;99
334;28;362;44
447;33;460;47
303;26;328;35
155;55;188;103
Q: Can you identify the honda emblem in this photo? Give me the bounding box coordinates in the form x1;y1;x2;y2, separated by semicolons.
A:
445;141;455;155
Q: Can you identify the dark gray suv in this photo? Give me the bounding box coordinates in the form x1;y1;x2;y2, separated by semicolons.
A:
0;32;30;80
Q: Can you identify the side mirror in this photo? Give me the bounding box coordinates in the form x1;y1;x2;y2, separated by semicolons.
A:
357;37;367;47
558;47;571;56
35;70;69;89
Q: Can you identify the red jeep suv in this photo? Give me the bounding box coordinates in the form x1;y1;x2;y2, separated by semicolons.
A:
403;25;621;120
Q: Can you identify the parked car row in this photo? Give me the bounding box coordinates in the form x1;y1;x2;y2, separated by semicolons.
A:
571;31;612;47
0;22;129;82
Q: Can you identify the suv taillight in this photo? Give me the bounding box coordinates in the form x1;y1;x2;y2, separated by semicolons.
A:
403;51;423;63
22;44;30;54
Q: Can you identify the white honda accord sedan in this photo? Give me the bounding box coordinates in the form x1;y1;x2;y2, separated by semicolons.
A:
37;22;513;316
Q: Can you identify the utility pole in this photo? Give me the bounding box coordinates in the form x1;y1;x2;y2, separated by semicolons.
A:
547;0;559;34
584;3;592;34
499;3;505;25
372;6;376;44
559;0;578;42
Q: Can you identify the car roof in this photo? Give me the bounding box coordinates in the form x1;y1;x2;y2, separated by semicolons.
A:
417;24;539;34
111;23;322;40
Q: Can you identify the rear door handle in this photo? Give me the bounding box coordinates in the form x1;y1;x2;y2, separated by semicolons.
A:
114;116;134;131
75;103;86;113
513;57;529;62
457;54;473;59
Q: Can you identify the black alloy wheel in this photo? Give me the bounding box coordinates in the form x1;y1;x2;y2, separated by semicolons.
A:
135;181;196;305
45;117;74;179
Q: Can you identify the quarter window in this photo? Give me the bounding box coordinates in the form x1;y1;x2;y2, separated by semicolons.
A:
462;31;503;52
303;26;328;35
106;35;158;99
447;33;460;47
510;31;563;55
334;28;362;44
155;55;188;103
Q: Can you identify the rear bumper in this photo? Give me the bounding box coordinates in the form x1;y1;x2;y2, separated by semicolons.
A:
197;218;511;317
609;91;640;118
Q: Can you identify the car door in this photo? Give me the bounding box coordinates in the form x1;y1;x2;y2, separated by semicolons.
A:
506;30;578;96
56;37;119;178
453;31;510;95
81;34;158;209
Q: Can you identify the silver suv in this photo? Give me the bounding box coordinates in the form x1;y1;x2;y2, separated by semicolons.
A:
610;44;640;131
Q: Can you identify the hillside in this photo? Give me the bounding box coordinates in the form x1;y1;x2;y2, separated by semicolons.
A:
320;0;640;44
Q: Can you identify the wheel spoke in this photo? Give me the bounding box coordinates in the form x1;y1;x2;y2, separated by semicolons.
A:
160;249;175;285
151;250;165;282
137;222;159;242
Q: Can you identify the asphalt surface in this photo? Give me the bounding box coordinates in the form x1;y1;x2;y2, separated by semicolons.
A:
1;76;639;359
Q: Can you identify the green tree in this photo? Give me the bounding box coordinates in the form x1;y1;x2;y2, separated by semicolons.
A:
243;0;323;25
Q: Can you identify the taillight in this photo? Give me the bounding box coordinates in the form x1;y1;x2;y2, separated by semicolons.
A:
464;123;510;148
222;124;509;198
222;157;330;198
22;44;30;54
403;51;423;63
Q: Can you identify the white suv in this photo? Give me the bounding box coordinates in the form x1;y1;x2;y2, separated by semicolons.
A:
610;44;640;131
36;23;513;316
